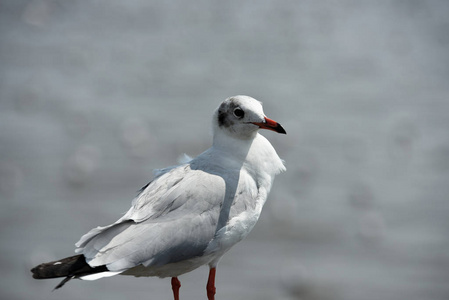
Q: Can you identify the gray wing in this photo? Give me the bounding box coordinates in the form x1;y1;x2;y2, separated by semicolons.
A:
75;164;227;271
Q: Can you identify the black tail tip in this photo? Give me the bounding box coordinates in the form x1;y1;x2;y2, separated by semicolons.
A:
31;265;44;279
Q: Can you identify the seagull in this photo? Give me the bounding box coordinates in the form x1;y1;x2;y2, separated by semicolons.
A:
31;95;286;300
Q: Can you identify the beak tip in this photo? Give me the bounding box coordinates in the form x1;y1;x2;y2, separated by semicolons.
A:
276;124;287;134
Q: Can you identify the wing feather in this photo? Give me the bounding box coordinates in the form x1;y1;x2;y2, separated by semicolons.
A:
75;164;227;271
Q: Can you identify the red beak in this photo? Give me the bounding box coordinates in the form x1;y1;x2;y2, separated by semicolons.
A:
252;117;286;134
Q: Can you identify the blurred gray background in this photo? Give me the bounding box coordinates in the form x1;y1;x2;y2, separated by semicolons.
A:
1;1;449;299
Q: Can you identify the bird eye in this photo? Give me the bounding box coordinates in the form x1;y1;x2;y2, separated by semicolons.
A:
233;108;244;118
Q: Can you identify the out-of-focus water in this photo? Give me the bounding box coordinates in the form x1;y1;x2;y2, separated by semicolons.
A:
1;1;449;299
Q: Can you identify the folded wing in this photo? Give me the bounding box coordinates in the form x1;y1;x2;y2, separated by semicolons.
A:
75;164;227;272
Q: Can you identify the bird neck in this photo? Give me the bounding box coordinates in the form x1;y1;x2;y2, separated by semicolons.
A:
212;129;256;161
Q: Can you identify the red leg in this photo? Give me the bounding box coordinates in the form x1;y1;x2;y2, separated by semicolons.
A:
206;267;216;300
171;277;181;300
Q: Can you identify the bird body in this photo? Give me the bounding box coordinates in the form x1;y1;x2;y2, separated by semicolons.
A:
31;95;286;299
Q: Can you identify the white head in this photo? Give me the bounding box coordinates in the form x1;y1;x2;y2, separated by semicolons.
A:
213;95;286;140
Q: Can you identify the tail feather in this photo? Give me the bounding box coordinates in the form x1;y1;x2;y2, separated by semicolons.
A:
53;276;74;291
31;254;108;289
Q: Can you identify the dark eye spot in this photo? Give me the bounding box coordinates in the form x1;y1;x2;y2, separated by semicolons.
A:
233;108;244;118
